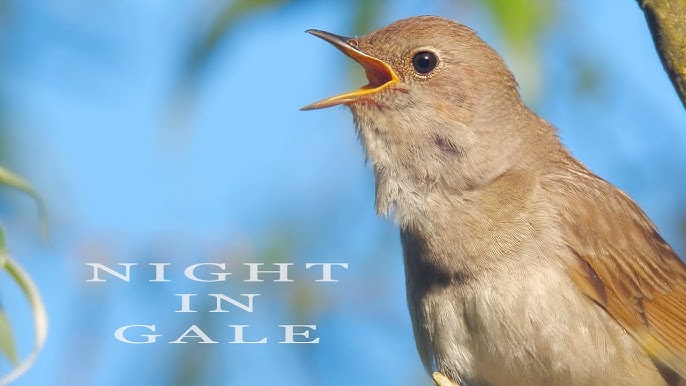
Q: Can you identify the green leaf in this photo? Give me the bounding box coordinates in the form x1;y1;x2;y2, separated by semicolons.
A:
0;227;18;367
0;309;18;366
0;166;48;239
0;251;48;385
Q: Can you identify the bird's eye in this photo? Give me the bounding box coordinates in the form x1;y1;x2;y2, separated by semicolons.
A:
412;51;438;74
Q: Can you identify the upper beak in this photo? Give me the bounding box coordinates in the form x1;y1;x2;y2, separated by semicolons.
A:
301;29;399;111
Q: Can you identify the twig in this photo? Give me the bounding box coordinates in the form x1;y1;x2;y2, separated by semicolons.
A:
432;371;459;386
636;0;686;110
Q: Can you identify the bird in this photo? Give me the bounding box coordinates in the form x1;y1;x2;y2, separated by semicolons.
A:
301;15;686;386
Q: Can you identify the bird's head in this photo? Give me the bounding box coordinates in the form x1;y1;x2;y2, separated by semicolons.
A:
302;16;520;113
303;16;551;220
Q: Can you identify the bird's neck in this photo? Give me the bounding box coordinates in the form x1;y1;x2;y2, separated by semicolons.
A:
355;105;555;231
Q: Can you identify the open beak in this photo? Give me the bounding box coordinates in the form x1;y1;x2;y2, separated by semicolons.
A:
301;29;399;111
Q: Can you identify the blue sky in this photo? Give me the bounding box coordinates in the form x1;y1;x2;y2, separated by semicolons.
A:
0;1;685;385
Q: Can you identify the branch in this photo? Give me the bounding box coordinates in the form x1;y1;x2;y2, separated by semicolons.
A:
636;0;686;109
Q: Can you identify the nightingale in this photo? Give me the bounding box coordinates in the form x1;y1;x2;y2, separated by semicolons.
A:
302;16;686;386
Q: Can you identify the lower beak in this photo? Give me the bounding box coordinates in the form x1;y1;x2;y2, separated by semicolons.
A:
301;29;399;111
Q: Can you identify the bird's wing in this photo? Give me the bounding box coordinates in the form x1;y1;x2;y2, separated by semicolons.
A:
557;171;686;378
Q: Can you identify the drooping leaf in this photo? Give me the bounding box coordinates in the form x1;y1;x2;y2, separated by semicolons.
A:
0;309;18;367
0;166;48;239
0;225;18;367
0;250;48;385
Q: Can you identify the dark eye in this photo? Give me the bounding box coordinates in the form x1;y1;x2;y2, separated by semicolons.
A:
412;51;438;74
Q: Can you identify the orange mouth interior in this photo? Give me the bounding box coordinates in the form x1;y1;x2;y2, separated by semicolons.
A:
301;30;399;111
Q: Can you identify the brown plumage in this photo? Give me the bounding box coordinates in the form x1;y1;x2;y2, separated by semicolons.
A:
303;15;686;386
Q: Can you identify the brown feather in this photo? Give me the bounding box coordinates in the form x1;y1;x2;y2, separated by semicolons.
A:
553;154;686;379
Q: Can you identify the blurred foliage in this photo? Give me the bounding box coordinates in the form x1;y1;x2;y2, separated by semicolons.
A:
571;56;603;96
0;0;10;43
0;2;48;379
479;0;552;51
0;0;13;163
185;0;389;81
186;0;287;78
186;0;552;78
350;0;387;35
473;0;555;101
178;0;557;112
